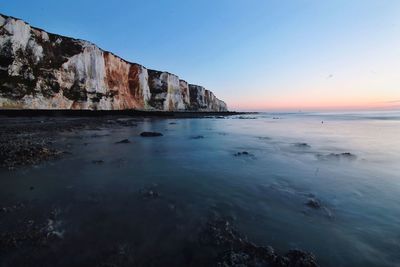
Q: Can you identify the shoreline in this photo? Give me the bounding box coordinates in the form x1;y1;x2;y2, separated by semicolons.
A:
0;109;254;118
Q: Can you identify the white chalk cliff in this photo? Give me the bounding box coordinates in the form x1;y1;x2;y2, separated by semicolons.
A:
0;14;227;111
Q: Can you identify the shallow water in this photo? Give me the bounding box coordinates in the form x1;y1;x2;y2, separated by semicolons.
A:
1;111;400;266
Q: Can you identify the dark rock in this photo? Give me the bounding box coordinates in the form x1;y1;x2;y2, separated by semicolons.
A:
0;203;25;213
139;184;160;199
0;135;61;169
306;199;321;209
115;139;130;144
190;135;204;139
144;190;158;198
140;132;163;137
283;250;319;267
294;143;311;148
217;250;267;266
317;152;356;161
234;151;252;157
199;219;244;247
0;208;63;251
339;152;356;159
92;160;104;164
200;218;320;267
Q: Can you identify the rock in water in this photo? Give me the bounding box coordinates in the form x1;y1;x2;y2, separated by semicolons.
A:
306;198;321;209
140;132;163;137
0;13;227;112
115;139;131;144
190;135;204;139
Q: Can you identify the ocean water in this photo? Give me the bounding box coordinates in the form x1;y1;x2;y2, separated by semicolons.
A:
1;111;399;266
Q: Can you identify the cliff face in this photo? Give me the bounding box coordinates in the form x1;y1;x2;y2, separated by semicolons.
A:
0;14;227;111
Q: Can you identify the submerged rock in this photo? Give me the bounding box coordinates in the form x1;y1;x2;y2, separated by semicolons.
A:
190;135;204;139
234;151;254;158
294;143;311;148
0;208;63;251
115;139;131;144
317;152;356;161
0;203;25;213
138;184;160;199
140;132;163;137
258;136;271;140
306;198;321;209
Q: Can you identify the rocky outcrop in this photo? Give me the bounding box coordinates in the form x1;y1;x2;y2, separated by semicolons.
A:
0;13;227;111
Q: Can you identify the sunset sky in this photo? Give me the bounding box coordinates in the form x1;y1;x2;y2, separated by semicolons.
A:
3;0;400;111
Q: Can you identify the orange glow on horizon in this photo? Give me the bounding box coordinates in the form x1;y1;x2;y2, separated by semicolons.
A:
227;96;400;112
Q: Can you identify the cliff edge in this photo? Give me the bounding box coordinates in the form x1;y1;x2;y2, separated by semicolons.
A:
0;14;227;111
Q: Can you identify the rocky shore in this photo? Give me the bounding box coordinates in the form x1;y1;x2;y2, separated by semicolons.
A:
0;115;320;267
0;113;245;169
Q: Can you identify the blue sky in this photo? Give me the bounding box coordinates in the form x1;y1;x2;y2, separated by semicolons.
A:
2;0;400;111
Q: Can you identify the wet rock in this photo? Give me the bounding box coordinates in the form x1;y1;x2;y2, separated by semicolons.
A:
303;198;334;219
140;132;163;137
199;219;244;247
95;243;136;267
139;184;160;199
0;203;25;213
317;152;356;161
306;198;321;209
0;136;61;169
294;143;311;148
0;208;63;250
190;135;204;139
328;152;356;160
217;250;268;266
283;250;319;267
234;151;254;157
258;136;271;140
115;139;131;144
143;190;159;199
201;218;320;267
169;122;177;125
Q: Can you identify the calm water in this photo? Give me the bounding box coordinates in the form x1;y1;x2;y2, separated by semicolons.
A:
1;111;400;266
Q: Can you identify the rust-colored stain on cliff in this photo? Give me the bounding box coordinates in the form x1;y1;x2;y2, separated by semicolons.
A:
103;52;142;109
128;64;144;107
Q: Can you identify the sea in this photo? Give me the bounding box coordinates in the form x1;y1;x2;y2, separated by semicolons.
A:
0;111;399;267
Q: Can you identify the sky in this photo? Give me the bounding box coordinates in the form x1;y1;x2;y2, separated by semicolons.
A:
2;0;400;111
